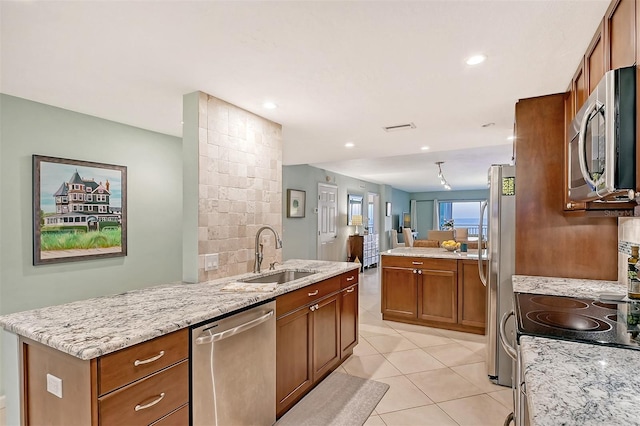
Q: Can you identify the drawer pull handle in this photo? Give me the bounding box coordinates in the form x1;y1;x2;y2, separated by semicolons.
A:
134;392;165;411
346;276;355;281
411;261;423;265
346;288;355;293
134;351;165;367
308;290;319;296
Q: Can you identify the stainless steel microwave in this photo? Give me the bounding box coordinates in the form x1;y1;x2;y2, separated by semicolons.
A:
567;66;636;202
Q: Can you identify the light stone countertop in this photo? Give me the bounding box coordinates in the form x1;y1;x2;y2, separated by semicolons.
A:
381;247;485;260
0;259;359;360
513;275;638;425
520;336;640;426
512;274;626;299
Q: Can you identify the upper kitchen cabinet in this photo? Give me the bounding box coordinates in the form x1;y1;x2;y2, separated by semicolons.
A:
586;23;605;95
604;0;636;70
570;60;587;116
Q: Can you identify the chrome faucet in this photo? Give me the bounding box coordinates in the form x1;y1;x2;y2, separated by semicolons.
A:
254;226;283;273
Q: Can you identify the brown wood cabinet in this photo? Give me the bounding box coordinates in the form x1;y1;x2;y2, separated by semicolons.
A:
21;328;190;426
417;268;457;324
340;283;359;359
586;22;605;95
458;260;487;329
515;93;618;280
275;271;359;418
381;255;485;334
605;0;636;70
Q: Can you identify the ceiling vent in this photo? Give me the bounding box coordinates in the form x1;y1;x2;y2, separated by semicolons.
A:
382;122;416;132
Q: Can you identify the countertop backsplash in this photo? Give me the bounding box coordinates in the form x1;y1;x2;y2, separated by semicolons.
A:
618;217;640;285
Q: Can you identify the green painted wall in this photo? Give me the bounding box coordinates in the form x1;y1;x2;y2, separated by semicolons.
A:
0;95;183;394
282;165;391;261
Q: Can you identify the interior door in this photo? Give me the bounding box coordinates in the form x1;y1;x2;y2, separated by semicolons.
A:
317;183;338;261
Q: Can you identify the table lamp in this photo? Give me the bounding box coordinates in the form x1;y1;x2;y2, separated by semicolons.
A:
352;215;363;235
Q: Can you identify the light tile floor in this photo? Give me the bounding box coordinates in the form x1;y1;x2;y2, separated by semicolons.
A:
345;267;513;426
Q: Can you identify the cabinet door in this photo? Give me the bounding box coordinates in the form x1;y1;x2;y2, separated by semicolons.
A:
572;59;586;114
276;307;313;417
604;0;636;70
312;293;341;381
586;23;605;94
381;267;417;319
340;284;359;359
417;269;457;324
458;260;487;329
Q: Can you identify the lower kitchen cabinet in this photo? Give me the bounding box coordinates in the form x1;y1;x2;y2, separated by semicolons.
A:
458;259;487;328
275;270;359;418
340;283;359;359
275;303;313;417
381;255;485;334
418;268;457;324
381;266;417;319
312;293;341;381
20;328;190;426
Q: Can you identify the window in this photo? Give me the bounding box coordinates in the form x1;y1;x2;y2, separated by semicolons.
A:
437;200;487;236
86;194;93;202
96;194;107;202
98;205;107;213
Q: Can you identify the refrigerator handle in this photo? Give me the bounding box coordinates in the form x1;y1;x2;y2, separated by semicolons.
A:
478;200;488;286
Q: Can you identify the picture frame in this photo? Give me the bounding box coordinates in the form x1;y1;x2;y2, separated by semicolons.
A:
385;202;392;217
33;155;127;265
287;189;306;218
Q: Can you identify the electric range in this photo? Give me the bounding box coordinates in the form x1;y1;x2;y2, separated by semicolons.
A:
514;293;640;351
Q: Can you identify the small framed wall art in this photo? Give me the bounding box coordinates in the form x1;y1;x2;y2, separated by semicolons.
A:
385;202;392;217
33;155;127;265
287;189;306;218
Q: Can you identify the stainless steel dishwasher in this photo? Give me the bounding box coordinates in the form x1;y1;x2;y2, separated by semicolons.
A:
192;300;276;426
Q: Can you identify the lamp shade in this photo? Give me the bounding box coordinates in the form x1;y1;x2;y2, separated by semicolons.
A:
351;215;363;226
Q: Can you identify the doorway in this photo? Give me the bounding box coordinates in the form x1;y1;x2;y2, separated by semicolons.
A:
317;183;338;261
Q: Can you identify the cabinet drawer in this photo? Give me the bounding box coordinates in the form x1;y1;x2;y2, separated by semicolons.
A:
277;277;341;317
382;256;457;271
98;328;189;395
150;403;189;426
99;359;189;426
341;270;359;289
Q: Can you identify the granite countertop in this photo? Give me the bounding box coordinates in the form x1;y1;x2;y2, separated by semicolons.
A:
513;275;638;425
0;259;359;360
513;274;626;299
381;247;485;260
520;336;640;425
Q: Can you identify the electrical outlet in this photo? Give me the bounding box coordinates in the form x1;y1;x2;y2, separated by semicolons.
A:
46;373;63;398
204;253;219;271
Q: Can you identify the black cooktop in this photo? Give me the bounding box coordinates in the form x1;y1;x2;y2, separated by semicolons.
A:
515;293;640;351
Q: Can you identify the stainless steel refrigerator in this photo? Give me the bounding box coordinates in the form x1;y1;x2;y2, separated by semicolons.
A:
478;164;516;387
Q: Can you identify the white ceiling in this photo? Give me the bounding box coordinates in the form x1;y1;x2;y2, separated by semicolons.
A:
1;1;609;192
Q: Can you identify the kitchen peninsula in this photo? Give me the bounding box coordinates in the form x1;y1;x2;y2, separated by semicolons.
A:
380;247;487;334
0;259;360;425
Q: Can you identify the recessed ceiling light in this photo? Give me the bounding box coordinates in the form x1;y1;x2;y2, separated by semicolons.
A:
263;102;277;109
466;54;487;65
421;146;430;151
345;142;355;148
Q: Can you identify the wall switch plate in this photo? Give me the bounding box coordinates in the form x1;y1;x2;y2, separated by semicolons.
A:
46;373;63;398
204;253;219;271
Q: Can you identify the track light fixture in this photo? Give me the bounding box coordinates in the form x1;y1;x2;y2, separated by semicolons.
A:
435;162;452;190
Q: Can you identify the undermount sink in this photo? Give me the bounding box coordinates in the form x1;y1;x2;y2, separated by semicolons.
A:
241;270;317;285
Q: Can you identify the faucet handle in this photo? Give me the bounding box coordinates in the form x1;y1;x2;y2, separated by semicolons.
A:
269;261;279;270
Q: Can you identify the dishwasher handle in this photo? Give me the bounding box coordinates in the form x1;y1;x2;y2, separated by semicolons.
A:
195;309;274;345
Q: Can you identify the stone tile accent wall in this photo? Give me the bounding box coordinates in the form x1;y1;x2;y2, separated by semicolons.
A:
197;93;282;282
618;218;640;284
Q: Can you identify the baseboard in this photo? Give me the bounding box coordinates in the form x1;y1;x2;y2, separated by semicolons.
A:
0;394;5;409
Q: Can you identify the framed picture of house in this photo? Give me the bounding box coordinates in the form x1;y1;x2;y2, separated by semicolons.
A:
287;189;306;218
32;155;127;265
